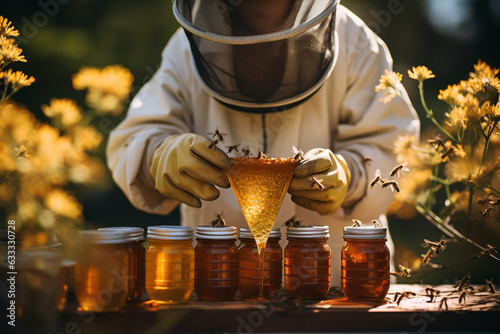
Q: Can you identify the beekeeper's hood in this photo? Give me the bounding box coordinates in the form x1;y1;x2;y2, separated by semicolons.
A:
173;0;340;113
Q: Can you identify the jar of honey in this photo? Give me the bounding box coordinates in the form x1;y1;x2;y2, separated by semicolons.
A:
238;227;282;298
145;226;194;304
341;226;390;300
194;226;238;301
284;225;331;299
75;230;129;312
99;227;145;303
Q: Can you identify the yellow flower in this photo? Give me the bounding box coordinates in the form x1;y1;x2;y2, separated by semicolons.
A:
71;125;102;152
0;69;35;92
473;60;499;79
42;98;82;128
375;70;403;103
438;85;463;106
0;16;19;38
72;65;133;98
408;66;435;82
0;40;26;66
460;94;482;124
445;106;466;129
44;189;83;221
0;101;37;142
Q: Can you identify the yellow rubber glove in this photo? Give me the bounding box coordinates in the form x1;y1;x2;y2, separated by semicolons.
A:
288;148;351;215
150;133;230;207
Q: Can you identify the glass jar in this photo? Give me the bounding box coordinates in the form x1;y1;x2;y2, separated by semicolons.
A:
341;226;390;300
195;226;238;301
284;225;331;299
238;226;282;298
75;230;129;312
145;226;194;304
99;227;145;303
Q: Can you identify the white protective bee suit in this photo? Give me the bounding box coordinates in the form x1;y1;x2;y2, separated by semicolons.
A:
107;4;420;287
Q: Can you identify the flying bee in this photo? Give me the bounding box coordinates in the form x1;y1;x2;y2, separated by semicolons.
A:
242;148;252;157
369;169;384;188
211;212;226;227
441;147;457;160
423;235;446;255
481;206;494;216
425;286;440;303
454;273;471;292
351;219;365;227
428;135;445;148
292;146;304;161
284;215;301;227
310;177;325;190
439;297;449;311
207;127;227;142
372;220;381;227
362;156;374;165
381;180;400;192
485;278;496;295
478;194;500;206
226;144;240;154
390;162;410;177
421;248;435;266
399;262;412;278
208;139;219;150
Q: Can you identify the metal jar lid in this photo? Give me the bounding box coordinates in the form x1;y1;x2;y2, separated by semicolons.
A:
195;226;237;240
79;230;129;244
239;226;281;239
147;225;193;241
343;226;387;239
98;227;144;241
286;225;329;239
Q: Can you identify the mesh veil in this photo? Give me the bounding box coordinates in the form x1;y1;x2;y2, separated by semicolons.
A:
173;0;340;112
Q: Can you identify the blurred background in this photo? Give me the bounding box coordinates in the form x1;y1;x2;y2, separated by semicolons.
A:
2;0;500;284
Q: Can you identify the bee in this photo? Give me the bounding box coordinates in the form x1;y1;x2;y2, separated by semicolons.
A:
351;219;365;227
454;273;471;292
211;212;226;227
362;156;374;165
439;297;449;311
478;195;500;206
428;135;445;148
207;127;227;142
480;244;498;256
425;286;440;303
390;162;409;177
208;139;219;150
369;169;384;188
394;291;416;306
423;235;446;255
441;147;456;159
292;146;304;161
421;248;435;266
399;262;412;278
481;206;494;216
257;150;269;159
226;144;240;154
483;78;491;91
485;278;496;295
242;148;252;157
372;220;381;227
284;215;301;227
381;180;400;192
310;177;325;190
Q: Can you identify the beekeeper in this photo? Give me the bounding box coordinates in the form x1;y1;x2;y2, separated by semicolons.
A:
107;0;420;286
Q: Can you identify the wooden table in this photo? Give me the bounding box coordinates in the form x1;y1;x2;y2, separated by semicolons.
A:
57;285;499;333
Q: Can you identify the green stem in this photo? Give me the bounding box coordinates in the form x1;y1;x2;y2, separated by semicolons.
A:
418;82;458;143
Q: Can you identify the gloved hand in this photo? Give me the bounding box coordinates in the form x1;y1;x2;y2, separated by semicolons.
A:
288;148;351;215
150;133;230;207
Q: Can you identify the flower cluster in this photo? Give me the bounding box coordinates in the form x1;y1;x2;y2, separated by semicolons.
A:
377;62;500;268
0;17;133;246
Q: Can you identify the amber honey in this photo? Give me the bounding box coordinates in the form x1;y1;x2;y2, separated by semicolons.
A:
284;226;331;299
75;230;129;312
195;226;238;301
238;227;282;298
341;226;390;301
145;226;194;304
99;227;145;303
